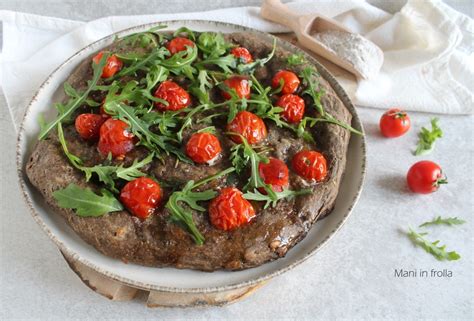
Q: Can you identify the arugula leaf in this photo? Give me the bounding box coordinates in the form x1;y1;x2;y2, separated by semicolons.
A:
173;27;196;41
407;228;460;261
414;118;443;156
57;124;152;192
299;66;363;136
287;53;305;66
237;37;277;74
119;25;166;48
53;184;123;217
196;54;237;74
38;53;110;140
113;46;169;79
165;167;235;244
196;32;231;58
244;188;311;209
419;216;466;228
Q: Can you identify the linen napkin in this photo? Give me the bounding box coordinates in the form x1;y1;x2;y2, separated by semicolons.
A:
1;0;472;132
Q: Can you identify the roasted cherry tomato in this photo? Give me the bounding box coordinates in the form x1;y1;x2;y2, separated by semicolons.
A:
186;132;222;164
154;80;191;111
258;157;289;192
98;118;135;159
92;51;123;78
221;76;251;100
379;108;411;138
272;70;300;95
276;94;305;123
407;161;447;194
292;150;328;182
208;187;256;231
230;47;253;64
120;177;162;219
226;111;267;145
166;37;195;55
75;113;106;140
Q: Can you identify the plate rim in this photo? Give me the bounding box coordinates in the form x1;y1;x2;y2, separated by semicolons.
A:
16;19;366;294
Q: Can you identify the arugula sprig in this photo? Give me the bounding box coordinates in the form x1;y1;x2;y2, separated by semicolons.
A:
39;53;110;140
53;184;123;217
165;167;236;245
57;123;152;193
414;118;443;156
237;37;277;74
407;228;460;261
228;133;311;207
299;66;363;136
419;216;466;228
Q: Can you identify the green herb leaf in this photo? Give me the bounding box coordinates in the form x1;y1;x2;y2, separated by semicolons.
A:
243;188;312;209
38;52;110;140
196;32;231;58
165;167;235;244
407;228;460;261
57;124;152;193
53;184;123;217
237;37;276;74
287;53;305;66
414;118;443;156
419;216;466;228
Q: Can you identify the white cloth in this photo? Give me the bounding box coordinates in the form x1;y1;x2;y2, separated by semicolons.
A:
0;0;472;131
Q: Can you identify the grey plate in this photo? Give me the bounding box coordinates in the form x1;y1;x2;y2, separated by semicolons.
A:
16;20;366;293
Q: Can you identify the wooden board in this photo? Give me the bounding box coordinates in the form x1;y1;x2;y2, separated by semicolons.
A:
61;250;267;307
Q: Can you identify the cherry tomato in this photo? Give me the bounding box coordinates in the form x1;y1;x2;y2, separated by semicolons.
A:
75;113;106;140
98;118;135;159
292;150;328;182
226;111;267;145
276;94;305;123
166;37;195;55
407;161;447;194
221;76;251;100
272;70;300;95
154;80;191;111
208;187;256;231
230;47;253;64
379;108;411;138
186;132;222;164
120;177;162;219
258;157;289;192
92;52;123;78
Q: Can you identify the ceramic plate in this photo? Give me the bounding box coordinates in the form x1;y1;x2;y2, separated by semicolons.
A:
17;20;366;293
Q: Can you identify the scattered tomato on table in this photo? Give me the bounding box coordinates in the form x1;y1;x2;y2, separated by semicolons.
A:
379;108;411;137
407;160;447;194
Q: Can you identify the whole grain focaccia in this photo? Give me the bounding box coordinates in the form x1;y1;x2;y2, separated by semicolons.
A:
26;27;360;271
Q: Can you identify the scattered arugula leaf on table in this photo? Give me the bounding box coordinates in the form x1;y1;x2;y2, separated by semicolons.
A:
419;216;466;228
407;228;460;261
414;118;442;156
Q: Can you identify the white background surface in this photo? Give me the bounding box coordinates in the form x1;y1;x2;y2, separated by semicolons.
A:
1;1;473;320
